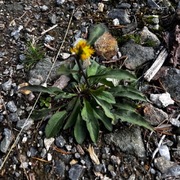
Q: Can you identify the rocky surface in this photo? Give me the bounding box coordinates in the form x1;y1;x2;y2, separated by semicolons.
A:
0;0;180;179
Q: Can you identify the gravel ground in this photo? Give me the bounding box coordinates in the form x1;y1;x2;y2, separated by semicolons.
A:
0;0;180;180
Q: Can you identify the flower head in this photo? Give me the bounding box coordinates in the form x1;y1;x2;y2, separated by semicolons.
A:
70;39;94;60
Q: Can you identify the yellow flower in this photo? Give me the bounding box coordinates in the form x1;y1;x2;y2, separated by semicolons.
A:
70;39;94;60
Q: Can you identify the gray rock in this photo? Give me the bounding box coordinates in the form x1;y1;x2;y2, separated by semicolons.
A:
147;0;161;9
83;155;92;170
19;54;26;61
69;164;84;180
56;0;65;5
144;104;168;126
0;128;13;153
11;25;23;40
55;135;66;147
150;92;174;108
40;148;47;158
0;114;4;122
0;51;4;58
94;164;104;172
6;101;17;113
40;5;49;11
159;145;170;160
28;57;69;85
110;155;121;165
139;26;161;47
29;147;38;157
161;68;180;102
117;3;131;9
104;126;146;158
8;113;20;122
173;136;180;158
108;9;131;25
49;14;57;24
2;79;12;91
16;118;34;130
55;160;65;178
74;10;82;20
164;165;180;178
44;35;55;43
154;156;175;173
6;3;24;11
74;153;80;159
44;137;54;151
120;40;155;70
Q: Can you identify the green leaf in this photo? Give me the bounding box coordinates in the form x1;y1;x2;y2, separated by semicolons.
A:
87;60;100;77
66;97;78;112
87;23;108;45
115;110;154;131
81;98;95;122
88;68;136;83
57;64;71;75
92;95;115;122
71;64;81;82
20;85;63;95
81;99;99;143
54;92;76;100
86;116;99;143
45;111;67;138
31;108;52;120
57;64;78;76
74;114;87;144
63;97;80;129
115;101;137;112
110;85;146;101
93;108;113;131
91;90;116;104
98;78;114;87
105;69;136;81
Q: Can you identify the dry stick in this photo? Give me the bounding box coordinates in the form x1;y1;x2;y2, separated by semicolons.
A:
144;48;168;82
41;24;58;36
152;134;166;160
0;10;74;171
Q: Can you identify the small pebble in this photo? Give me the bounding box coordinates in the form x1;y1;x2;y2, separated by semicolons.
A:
40;5;49;11
55;135;66;147
6;101;17;113
22;136;28;143
56;0;65;5
2;79;12;91
113;18;120;26
159;145;171;160
45;35;55;43
47;153;52;161
44;137;55;151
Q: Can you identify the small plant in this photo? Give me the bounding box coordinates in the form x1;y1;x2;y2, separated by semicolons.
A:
22;24;153;144
39;96;51;108
24;40;45;69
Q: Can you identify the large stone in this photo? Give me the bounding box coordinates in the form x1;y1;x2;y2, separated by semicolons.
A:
104;126;146;158
28;57;73;85
120;41;155;70
144;103;168;125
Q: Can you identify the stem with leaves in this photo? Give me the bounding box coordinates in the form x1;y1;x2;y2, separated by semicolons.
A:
75;57;90;88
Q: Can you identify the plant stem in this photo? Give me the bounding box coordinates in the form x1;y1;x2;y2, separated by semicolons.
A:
76;58;90;88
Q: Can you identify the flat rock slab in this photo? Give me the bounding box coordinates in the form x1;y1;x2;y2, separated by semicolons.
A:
104;126;146;158
28;57;71;85
120;41;155;70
